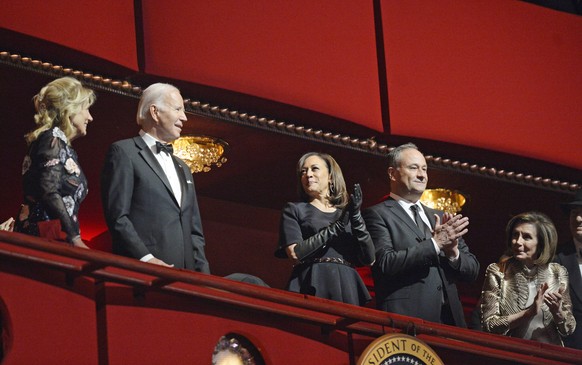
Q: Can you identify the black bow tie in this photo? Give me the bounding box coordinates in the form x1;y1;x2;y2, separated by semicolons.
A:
155;141;174;155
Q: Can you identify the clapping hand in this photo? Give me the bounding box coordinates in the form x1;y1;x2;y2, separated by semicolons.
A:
349;183;363;215
528;282;549;316
544;285;565;315
347;183;375;265
433;213;469;258
340;183;363;224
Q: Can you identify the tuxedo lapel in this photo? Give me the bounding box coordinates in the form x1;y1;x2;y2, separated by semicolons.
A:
173;157;190;208
134;137;177;204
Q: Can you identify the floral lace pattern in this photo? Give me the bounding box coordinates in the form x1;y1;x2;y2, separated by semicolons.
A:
15;127;88;242
52;127;67;143
64;158;80;176
21;156;31;175
44;158;60;168
62;196;75;217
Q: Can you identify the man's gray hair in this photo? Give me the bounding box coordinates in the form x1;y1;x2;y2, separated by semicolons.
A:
387;143;420;168
136;83;180;125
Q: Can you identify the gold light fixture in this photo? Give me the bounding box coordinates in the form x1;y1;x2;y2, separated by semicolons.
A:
420;188;467;214
172;135;228;173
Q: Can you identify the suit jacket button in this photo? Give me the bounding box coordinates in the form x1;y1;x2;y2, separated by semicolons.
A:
437;285;442;291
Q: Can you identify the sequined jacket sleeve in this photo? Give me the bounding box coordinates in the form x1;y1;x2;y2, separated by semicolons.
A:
480;261;576;339
480;263;510;334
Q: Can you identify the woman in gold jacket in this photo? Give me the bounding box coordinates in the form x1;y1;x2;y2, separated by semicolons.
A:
480;211;575;345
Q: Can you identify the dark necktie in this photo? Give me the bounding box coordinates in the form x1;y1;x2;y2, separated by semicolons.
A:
156;141;174;155
411;205;431;238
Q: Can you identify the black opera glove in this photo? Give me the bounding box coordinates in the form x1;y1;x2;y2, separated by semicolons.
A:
348;183;363;215
294;219;345;261
349;183;375;265
351;214;375;265
348;183;365;227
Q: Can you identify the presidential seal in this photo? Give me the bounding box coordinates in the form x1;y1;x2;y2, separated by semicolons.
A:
358;333;444;365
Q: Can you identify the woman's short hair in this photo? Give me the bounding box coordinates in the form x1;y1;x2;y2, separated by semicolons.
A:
296;152;349;208
505;211;558;265
26;77;96;144
136;83;180;125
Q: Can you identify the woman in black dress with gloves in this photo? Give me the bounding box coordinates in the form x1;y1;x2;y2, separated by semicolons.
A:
275;152;375;306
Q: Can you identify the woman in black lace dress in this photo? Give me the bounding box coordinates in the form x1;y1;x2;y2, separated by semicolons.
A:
275;152;375;306
15;77;96;248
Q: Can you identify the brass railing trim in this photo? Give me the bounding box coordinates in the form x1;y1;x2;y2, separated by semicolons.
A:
1;51;579;193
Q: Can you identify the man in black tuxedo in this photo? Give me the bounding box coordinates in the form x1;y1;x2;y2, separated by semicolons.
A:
363;143;479;327
554;189;582;349
101;83;209;272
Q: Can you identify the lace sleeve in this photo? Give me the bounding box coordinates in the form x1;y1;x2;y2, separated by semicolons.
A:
36;133;80;242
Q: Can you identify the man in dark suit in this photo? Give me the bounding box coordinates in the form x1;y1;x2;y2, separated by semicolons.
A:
363;143;479;327
554;189;582;349
101;83;209;272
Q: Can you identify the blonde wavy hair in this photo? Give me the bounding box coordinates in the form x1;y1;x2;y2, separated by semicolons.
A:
25;77;96;145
